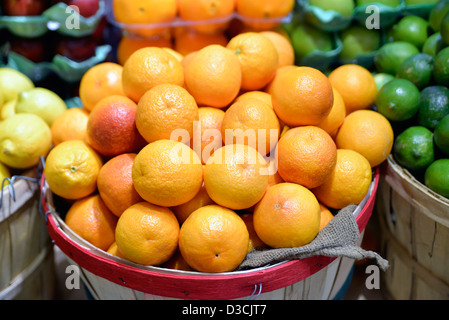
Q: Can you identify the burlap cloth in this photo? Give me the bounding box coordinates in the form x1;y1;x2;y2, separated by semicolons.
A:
237;205;389;271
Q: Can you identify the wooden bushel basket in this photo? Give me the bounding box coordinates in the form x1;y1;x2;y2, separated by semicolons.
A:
40;168;379;300
375;156;449;300
0;169;55;300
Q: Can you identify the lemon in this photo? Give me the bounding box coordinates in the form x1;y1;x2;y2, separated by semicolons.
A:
0;162;11;188
1;99;16;120
0;113;52;169
0;68;34;103
15;88;67;126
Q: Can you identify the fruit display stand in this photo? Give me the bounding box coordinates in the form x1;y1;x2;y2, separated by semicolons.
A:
40;168;379;300
0;0;111;84
289;0;440;72
0;169;55;300
375;156;449;300
105;0;293;37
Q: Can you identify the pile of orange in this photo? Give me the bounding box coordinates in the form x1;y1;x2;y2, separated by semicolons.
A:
113;0;295;66
44;29;393;274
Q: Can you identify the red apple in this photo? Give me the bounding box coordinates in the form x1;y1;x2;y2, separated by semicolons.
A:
55;35;97;62
3;0;50;16
56;0;99;18
9;36;48;62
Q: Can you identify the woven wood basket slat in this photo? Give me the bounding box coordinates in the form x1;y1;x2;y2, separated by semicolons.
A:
376;156;449;300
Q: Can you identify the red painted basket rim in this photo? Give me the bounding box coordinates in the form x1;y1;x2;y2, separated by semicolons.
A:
41;167;380;300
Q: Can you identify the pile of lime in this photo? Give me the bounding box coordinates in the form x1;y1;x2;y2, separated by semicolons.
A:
373;0;449;199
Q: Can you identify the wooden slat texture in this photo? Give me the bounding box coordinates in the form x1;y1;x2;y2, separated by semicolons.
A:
376;156;449;300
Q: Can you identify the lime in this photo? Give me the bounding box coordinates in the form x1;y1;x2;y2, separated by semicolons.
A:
424;159;449;198
339;25;381;60
417;86;449;130
429;0;449;32
373;73;395;91
15;87;67;126
374;41;420;75
309;0;355;17
0;162;11;188
394;126;434;171
396;53;434;90
0;113;52;169
404;0;438;3
434;114;449;155
376;78;421;121
422;32;446;57
433;46;449;86
291;24;333;61
356;0;402;7
0;68;34;103
440;11;449;44
390;15;430;49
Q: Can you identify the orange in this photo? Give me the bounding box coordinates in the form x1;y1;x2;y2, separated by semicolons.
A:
113;0;177;38
97;153;143;217
236;0;295;30
136;84;199;144
79;62;125;112
116;34;173;66
163;249;193;271
335;110;394;167
260;30;295;67
253;182;321;248
267;159;284;187
313;149;372;209
226;32;278;90
50;107;89;146
328;64;377;114
132;139;203;207
234;90;273;108
270;66;334;127
122;47;184;103
240;213;266;252
177;0;235;34
221;97;280;155
180;51;197;69
115;202;179;266
317;87;346;136
276;126;337;189
183;44;241;108
86;95;146;157
44;140;103;200
174;29;228;56
171;183;215;225
235;90;285;131
65;194;118;251
162;47;184;62
264;64;296;94
319;203;334;231
196;106;225;164
204;144;269;210
178;204;249;272
106;241;126;258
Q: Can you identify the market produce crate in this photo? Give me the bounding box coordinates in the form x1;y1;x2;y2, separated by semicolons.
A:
0;169;55;300
40;168;380;300
375;156;449;300
0;0;112;84
105;0;293;38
